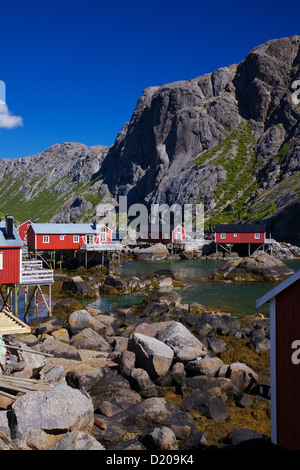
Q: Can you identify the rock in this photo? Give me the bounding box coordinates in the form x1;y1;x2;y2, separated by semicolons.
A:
103;275;127;292
65;363;104;391
226;362;259;392
118;350;136;378
158;321;207;362
40;365;65;384
134;244;169;260
139;426;178;450
35;316;66;336
237;394;253;408
182;375;238;399
89;376;142;410
185;357;224;377
182;387;228;422
224;428;262;445
11;384;94;450
35;337;81;361
67;309;106;336
54;430;105;450
108;439;147;450
69;328;112;352
129;368;158;398
142;302;169;318
211;253;294;282
111;397;179;431
250;335;270;353
62;276;97;298
128;332;174;380
0;411;11;441
51;328;70;342
207;337;227;353
98;401;122;417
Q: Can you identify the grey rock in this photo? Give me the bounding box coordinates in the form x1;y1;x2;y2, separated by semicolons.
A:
139;426;178;450
158;321;207;362
69;327;112;352
54;430;105;450
128;332;174;380
11;384;94;450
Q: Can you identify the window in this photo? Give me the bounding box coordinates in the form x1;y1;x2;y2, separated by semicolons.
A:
73;235;79;243
255;233;260;239
100;226;106;242
43;236;49;243
86;234;94;245
221;233;226;239
60;235;65;240
234;233;237;238
0;252;3;270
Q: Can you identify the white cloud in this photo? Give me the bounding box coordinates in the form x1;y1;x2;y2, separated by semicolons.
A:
0;102;23;129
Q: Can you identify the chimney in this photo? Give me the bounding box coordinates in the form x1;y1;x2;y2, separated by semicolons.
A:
5;215;15;240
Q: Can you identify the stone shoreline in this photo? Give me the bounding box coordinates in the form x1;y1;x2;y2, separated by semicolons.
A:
0;267;274;451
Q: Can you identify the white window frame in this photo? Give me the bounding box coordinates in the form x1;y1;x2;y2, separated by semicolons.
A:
73;235;79;243
221;233;226;239
0;252;3;270
255;233;260;239
60;235;65;240
43;236;49;244
234;233;237;238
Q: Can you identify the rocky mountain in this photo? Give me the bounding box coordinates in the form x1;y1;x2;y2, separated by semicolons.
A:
0;36;299;240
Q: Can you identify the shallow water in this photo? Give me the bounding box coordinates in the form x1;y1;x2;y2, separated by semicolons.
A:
87;258;300;318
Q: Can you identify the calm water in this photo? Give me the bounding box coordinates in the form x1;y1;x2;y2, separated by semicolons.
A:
87;258;300;318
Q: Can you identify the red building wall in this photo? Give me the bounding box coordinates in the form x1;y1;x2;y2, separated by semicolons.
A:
172;226;186;242
275;279;300;450
0;248;21;284
215;232;265;244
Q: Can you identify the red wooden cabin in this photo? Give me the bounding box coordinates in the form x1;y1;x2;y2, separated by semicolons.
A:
27;222;112;251
137;224;186;244
17;220;32;243
0;216;23;285
215;224;266;244
256;270;300;450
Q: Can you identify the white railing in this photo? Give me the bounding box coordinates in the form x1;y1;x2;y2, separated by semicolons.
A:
80;242;123;251
20;261;54;285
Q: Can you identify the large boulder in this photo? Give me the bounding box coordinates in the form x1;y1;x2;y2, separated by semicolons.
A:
11;384;94;450
134;244;169;260
158;321;207;362
128;333;174;380
67;309;106;336
210;252;294;282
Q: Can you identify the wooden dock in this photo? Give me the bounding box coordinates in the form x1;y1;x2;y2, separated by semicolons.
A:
0;308;31;335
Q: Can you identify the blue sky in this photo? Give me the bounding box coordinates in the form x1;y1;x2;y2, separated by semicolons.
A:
0;0;299;159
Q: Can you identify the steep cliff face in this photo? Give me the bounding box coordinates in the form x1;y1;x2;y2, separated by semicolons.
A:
100;35;300;238
0;36;299;240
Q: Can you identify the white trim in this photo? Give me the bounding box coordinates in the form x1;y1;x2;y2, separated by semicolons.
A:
43;235;49;244
270;297;277;445
0;252;3;270
73;235;79;243
256;270;300;308
221;233;226;239
255;233;260;239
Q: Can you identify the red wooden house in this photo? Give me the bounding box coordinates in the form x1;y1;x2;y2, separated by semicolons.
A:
256;270;300;450
137;224;186;244
215;224;266;244
0;216;23;285
27;222;112;251
17;220;32;243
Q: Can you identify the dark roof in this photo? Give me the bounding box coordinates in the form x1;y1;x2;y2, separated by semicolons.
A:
215;224;266;233
0;221;23;248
